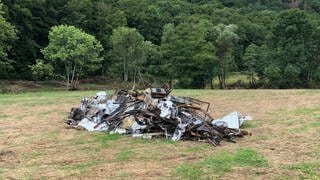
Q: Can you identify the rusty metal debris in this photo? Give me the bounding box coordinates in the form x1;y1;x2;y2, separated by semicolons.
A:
66;87;251;146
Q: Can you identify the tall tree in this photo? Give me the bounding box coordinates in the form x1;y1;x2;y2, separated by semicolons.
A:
243;43;270;87
91;2;127;76
161;19;216;88
273;9;313;87
210;24;239;89
306;24;320;86
42;25;103;89
110;27;147;82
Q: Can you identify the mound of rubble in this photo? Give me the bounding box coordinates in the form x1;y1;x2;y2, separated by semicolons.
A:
66;87;252;146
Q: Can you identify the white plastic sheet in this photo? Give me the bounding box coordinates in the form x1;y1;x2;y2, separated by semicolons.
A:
211;112;252;129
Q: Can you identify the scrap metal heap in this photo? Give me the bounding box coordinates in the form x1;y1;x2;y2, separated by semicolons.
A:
66;87;251;146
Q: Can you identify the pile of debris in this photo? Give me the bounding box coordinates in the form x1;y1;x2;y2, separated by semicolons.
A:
66;87;252;146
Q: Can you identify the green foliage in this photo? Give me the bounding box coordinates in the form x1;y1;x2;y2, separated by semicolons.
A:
29;59;54;81
110;27;147;82
272;9;313;87
4;0;62;79
210;23;239;89
161;19;216;88
0;2;17;78
143;41;162;76
264;65;281;87
243;44;269;86
2;0;320;88
61;0;93;31
42;25;103;88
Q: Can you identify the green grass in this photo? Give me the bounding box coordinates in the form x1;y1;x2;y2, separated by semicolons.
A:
293;121;320;133
295;90;320;95
241;121;256;129
91;133;122;150
116;149;135;161
0;113;8;119
203;151;234;175
184;145;211;153
255;134;273;141
63;160;103;173
212;72;253;88
132;137;179;146
285;162;320;179
292;108;319;115
174;149;268;179
138;149;164;161
233;149;268;167
21;151;46;161
175;164;203;180
0;168;4;175
93;133;122;142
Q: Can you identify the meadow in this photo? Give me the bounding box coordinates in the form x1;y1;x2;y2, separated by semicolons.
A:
0;89;319;179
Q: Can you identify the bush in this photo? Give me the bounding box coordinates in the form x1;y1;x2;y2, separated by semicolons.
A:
29;59;54;81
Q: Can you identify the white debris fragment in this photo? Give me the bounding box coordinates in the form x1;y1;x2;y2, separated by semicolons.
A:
96;91;107;101
105;100;120;114
211;112;253;129
78;118;108;131
157;99;178;119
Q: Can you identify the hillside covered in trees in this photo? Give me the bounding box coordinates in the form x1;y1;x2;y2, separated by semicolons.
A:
1;0;320;89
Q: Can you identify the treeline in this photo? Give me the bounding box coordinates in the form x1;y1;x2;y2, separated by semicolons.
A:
1;0;320;88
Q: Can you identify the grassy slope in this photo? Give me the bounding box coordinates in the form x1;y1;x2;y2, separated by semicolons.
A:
0;89;319;179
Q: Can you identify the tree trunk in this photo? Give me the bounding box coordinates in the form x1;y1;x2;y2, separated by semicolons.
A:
71;63;76;85
210;79;214;89
65;63;70;89
218;57;226;89
123;57;126;81
69;64;79;90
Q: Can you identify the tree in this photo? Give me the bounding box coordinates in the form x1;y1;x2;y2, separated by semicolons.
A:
263;65;281;88
142;41;162;81
161;19;216;88
91;2;127;76
0;2;17;78
110;27;147;82
273;9;313;87
210;24;239;89
42;25;103;89
306;25;320;87
243;43;271;87
243;44;259;86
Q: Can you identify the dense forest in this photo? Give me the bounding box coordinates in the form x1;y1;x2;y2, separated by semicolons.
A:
1;0;320;89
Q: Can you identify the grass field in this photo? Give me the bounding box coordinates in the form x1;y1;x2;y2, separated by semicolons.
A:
0;89;319;179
